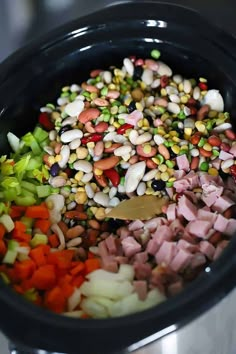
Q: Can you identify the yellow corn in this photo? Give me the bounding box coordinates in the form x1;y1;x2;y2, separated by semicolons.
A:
108;83;116;90
137;119;144;128
143;118;150;127
48;156;55;165
195;121;206;133
178;83;184;92
168;177;176;182
68;153;77;163
113;122;120;129
105;141;112;148
75;191;87;204
172;136;180;143
124;98;132;106
169;130;178;137
152;157;160;165
140;82;146;91
160;88;167;96
145;187;154;195
180;145;188;151
136;102;144;112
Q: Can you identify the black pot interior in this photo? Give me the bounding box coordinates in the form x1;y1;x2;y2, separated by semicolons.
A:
0;2;236;354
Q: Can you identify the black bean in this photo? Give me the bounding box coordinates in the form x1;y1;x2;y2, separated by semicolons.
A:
146;115;153;125
116;192;129;201
59;124;71;135
50;162;60;177
133;65;143;80
127;100;136;113
151;179;166;191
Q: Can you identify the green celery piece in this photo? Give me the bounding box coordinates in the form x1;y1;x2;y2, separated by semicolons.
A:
36;185;51;198
40;139;50;149
26;157;42;171
21;188;35;198
20;216;34;229
8;240;19;251
3;189;20;202
14;154;31;180
30;233;48;248
0;272;10;284
1;160;14;176
22;132;35;147
33;126;48;143
14;195;36;206
32;166;49;183
0;202;10;214
23;288;37;302
1;176;19;189
30;140;42;155
2;250;17;264
21;180;37;194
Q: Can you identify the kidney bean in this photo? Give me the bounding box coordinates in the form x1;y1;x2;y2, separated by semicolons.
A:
94;173;108;187
64;211;88;220
158;144;170;160
39;112;54;131
117;123;134;134
136;145;157;157
225;129;236;140
66;225;85;239
43;154;50;166
187;98;197;106
208;135;221;147
160;75;169;88
190;156;199;170
58;221;69;235
78;108;100;124
220;142;231;152
190;133;201;145
198;82;208;90
197;104;210;120
146;158;158;169
94;122;109;133
104;168;120;187
94;141;104;156
199;147;212;157
81;133;103;144
104;143;122;153
90;69;102;78
85;121;96;133
88;219;101;230
94;156;120;170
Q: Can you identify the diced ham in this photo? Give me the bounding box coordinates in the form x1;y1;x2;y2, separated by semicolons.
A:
133;229;145;240
166;203;176;222
219;240;230;249
166;187;174;199
200;173;223;186
134;262;152;280
212;195;235;213
170;249;193;272
168;281;183;296
146;239;160;255
134;251;148;263
174;179;190;193
197;209;217;224
225;218;236;236
155;241;177;265
105;235;118;255
219;150;234;160
169;219;185;235
178;195;198;221
199;241;215;260
229;144;236;157
214;214;229;233
115;256;129;264
133;280;148;300
201;183;224;207
121;236;142;258
174;170;186;179
98;240;109;258
144;217;166;232
128;220;144;231
177;239;199;253
151;225;173;243
102;256;118;273
190;252;206;268
187;220;212;238
184;191;198;204
176;154;190;172
117;226;130;239
185;172;199;189
213;244;227;261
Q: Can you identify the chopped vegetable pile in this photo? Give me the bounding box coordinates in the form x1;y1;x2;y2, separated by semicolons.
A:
0;50;236;318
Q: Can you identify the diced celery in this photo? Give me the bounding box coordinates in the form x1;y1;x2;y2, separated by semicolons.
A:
8;240;19;251
33;126;48;143
26;157;42;171
2;250;17;264
20;216;34;229
4;189;19;202
30;233;48;248
21;180;37;193
40;139;50;148
7;132;20;152
0;272;10;284
14;195;36;206
23;288;37;302
30;140;42;155
21;188;35;198
36;185;52;198
0;214;15;232
50;187;60;194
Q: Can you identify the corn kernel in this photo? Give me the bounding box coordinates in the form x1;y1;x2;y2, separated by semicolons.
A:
143;118;150;127
208;167;218;176
140;82;147;90
108;83;116;90
180;145;188;151
75;191;87;204
169;130;178;137
136;102;144;112
146;181;152;188
90;183;98;191
171;145;180;154
199;77;207;83
145;187;154;195
124;98;132;106
155;171;161;180
48;156;55;165
94;168;103;176
95;207;106;220
167;168;174;176
168;177;176;182
195;121;206;133
137;119;143;128
172;136;180;143
152;157;160;165
68;153;77;163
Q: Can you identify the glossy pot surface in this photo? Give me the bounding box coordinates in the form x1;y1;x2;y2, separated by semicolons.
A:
0;2;236;354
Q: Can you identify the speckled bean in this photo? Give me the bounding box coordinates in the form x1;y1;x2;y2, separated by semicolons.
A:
84;84;98;93
129;155;139;165
66;225;85;239
54;142;62;155
158;144;170;160
85;121;96;133
154;98;168;107
50;176;67;188
93;98;109;106
106;90;120;99
78;108;100;124
94;141;104;156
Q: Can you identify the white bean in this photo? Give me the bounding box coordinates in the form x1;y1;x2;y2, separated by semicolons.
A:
114;145;132;156
49;130;57;141
58;145;70;168
145;96;155;107
51;224;65;250
193;86;200;100
69;138;81;150
184;106;191;116
85;184;95;199
113;135;127;143
125;161;146;193
141;68;153;85
96;82;104;89
213;123;232;133
203;89;224;112
67;201;77;210
154;134;166;145
167;102;180;114
166;86;178;95
123;58;134;76
94;192;110;207
183;79;192;94
151;78;160;88
173;74;183;84
221;159;234;169
118;185;126;193
157;61;172;77
67;237;82;248
169;94;180;103
57;97;69;106
142;169;158;182
190;148;199;157
61;116;77;127
70;84;80;92
81;172;93;183
136;132;152;145
64;99;84;117
73;160;93;173
120;162;130;169
61;129;83;143
109;187;117;199
137;182;146;196
43;146;54;155
40;107;52;113
103;132;117;142
109;197;120;207
103;71;112;84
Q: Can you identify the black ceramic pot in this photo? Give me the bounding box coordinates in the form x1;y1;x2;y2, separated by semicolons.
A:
0;2;236;354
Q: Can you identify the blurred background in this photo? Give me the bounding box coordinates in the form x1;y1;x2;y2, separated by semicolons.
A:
0;0;236;63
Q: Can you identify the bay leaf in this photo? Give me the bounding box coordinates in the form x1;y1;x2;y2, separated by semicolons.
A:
106;195;168;220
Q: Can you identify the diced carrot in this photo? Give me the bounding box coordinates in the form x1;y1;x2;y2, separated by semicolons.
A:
30;247;47;267
0;224;6;240
10;206;26;219
84;258;100;274
72;275;85;288
31;264;56;290
21;279;34;291
13;284;24;294
70;261;85;276
25;205;49;219
87;251;95;259
0;240;7;256
34;219;51;234
14;259;36;280
47;250;75;270
13;221;26;233
12;232;31;243
81;313;91;319
58;274;73;287
60;282;74;298
44;286;66;313
48;233;59;248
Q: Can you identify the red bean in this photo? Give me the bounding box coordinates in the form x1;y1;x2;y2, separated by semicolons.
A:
104;168;120;187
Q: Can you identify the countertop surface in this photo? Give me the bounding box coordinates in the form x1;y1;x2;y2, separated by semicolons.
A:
0;1;236;353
